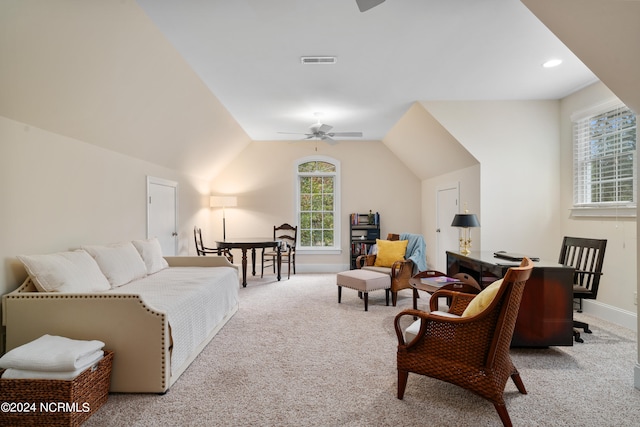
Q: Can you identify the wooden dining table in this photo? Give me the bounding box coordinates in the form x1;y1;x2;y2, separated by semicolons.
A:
216;238;281;287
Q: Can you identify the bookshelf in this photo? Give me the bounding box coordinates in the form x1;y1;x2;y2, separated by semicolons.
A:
349;212;380;269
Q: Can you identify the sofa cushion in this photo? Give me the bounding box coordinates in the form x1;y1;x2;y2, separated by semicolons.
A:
461;279;504;318
132;237;168;274
83;242;147;288
17;250;111;293
373;239;408;268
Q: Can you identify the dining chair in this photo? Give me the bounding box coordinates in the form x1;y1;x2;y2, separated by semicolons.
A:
262;223;297;279
193;226;233;263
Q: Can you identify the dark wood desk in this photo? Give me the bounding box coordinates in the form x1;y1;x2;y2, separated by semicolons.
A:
446;251;575;347
216;238;281;287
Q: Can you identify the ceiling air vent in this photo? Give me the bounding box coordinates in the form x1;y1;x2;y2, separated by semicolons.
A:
301;56;337;65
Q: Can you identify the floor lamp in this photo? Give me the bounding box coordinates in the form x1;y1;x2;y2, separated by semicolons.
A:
210;196;237;241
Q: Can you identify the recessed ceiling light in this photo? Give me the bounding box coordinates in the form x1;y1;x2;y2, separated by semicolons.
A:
542;59;563;68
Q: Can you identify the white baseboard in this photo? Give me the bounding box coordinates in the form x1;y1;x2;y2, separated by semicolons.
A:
581;299;637;332
231;263;349;274
295;264;349;273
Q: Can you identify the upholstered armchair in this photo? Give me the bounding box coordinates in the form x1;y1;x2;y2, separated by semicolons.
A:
394;258;534;427
355;233;425;306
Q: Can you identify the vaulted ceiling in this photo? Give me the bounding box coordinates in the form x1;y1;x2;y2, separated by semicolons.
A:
136;0;596;141
1;0;637;181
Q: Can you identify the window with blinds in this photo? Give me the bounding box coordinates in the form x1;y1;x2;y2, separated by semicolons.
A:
573;103;637;212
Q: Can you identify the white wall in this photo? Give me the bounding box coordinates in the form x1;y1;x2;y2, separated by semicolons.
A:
0;116;212;297
560;82;637;318
422;100;562;259
422;164;481;269
209;140;422;272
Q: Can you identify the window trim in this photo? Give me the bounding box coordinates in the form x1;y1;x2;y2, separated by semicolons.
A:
571;99;637;218
294;155;341;254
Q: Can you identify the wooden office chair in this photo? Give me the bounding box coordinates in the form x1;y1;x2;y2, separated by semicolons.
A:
193;226;233;263
558;236;607;343
262;223;297;279
394;258;534;427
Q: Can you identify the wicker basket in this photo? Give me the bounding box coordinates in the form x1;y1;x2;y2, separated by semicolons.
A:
0;350;113;426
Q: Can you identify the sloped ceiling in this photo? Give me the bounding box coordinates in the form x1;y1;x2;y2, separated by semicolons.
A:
136;0;596;142
383;103;478;181
522;0;640;114
0;0;250;180
1;0;636;183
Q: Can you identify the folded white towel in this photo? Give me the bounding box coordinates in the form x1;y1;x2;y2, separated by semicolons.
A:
1;352;104;380
0;335;105;372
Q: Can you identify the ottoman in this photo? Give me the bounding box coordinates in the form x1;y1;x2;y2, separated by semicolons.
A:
336;269;391;311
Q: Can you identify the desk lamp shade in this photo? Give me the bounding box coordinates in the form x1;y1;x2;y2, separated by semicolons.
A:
451;214;480;228
451;213;480;255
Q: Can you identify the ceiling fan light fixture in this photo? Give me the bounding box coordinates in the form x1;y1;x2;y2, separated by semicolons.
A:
301;56;337;65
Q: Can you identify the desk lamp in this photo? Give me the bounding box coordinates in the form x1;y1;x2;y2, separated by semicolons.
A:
451;211;480;255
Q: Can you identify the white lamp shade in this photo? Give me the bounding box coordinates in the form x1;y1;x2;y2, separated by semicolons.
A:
210;196;237;208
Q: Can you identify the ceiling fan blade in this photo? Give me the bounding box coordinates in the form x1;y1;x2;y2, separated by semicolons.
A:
321;135;338;145
278;131;307;135
327;132;363;138
317;123;333;133
356;0;385;12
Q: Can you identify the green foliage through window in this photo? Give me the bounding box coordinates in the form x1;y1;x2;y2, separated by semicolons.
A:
298;160;337;247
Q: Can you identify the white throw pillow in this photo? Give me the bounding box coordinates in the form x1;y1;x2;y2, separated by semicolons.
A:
131;237;168;274
17;250;111;293
82;242;147;288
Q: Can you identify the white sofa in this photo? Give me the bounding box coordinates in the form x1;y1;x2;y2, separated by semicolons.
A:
2;239;239;393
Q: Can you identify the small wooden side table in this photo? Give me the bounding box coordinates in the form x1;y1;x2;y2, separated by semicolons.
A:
409;273;480;311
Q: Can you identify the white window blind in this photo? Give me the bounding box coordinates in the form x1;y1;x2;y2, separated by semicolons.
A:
573;103;636;211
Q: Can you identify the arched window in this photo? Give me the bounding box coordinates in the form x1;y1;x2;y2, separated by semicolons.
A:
295;156;341;252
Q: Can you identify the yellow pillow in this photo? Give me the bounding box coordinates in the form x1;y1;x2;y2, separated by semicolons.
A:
374;239;408;268
461;279;504;318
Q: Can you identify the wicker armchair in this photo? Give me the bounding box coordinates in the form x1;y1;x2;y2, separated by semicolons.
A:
394;257;534;427
355;234;414;306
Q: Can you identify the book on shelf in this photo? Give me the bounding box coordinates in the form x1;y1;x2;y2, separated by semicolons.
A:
350;212;380;225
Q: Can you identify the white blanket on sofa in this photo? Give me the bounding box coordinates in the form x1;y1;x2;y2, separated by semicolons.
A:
108;266;239;374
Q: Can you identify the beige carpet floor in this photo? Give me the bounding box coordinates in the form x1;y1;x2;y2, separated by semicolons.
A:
86;273;640;426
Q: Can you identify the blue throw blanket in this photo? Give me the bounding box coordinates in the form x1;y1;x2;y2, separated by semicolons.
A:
400;233;427;273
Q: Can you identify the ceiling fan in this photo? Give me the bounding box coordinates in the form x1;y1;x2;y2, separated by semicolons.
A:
279;122;363;144
356;0;386;12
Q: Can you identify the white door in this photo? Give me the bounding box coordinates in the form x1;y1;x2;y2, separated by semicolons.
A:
436;185;460;272
147;177;178;256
